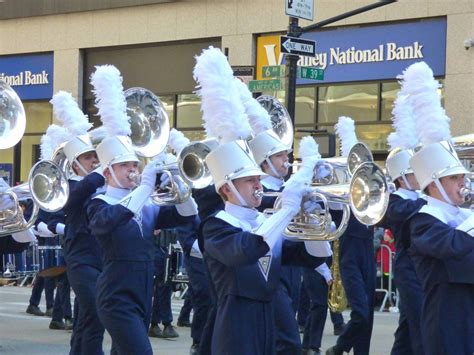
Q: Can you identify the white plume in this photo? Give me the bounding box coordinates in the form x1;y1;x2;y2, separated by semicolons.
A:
234;78;272;135
299;136;321;160
387;94;418;150
50;91;92;136
40;124;72;160
169;128;190;155
400;61;451;145
193;46;252;143
335;116;358;157
90;65;131;137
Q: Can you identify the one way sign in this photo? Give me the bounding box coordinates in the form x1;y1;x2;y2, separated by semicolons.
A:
280;36;316;56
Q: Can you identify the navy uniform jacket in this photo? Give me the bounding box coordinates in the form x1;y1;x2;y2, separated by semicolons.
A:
63;173;105;269
408;199;474;355
378;190;426;355
193;185;224;221
199;203;325;354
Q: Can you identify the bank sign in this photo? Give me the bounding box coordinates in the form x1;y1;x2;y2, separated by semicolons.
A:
256;18;446;83
0;53;53;100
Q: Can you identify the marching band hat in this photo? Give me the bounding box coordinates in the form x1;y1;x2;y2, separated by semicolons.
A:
385;148;414;182
205;140;266;192
63;135;95;164
410;141;468;191
96;136;139;169
248;129;292;166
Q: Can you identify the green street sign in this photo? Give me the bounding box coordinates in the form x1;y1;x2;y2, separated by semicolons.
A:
297;67;324;80
248;79;283;92
262;65;285;78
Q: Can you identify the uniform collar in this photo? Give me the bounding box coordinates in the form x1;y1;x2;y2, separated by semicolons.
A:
225;201;261;228
105;185;130;202
69;174;83;182
261;175;284;191
394;188;419;201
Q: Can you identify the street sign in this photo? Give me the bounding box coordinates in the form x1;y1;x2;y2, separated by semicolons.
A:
262;65;285;78
285;0;314;21
297;67;324;80
280;36;316;56
248;79;283;92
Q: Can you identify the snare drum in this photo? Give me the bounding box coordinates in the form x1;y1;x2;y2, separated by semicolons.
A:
37;245;66;277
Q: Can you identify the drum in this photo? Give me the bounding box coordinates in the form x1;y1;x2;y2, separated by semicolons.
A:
37;245;66;277
164;243;189;287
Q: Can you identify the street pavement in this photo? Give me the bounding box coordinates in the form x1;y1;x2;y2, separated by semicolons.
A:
0;285;399;354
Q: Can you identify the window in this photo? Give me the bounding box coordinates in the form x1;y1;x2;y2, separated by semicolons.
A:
318;83;378;124
176;93;201;129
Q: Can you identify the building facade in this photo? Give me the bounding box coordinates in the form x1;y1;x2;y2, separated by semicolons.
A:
0;0;472;183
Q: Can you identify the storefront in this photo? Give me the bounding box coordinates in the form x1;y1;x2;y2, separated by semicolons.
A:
255;17;447;160
0;53;54;184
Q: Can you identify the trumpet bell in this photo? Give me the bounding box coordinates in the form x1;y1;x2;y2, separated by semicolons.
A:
0;81;26;149
125;87;170;158
256;95;294;148
350;162;389;225
29;160;69;212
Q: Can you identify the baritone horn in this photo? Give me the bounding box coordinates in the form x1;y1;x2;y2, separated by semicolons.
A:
0;80;26;149
0;160;69;237
269;161;389;242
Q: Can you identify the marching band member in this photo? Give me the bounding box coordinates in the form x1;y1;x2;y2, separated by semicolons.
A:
239;78;302;354
326;117;376;355
194;46;330;354
406;62;474;355
48;91;106;354
86;65;198;355
167;129;212;354
378;70;426;355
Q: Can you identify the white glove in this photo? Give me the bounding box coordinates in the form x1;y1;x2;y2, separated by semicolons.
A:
159;173;171;190
281;183;309;214
56;223;65;235
315;263;333;283
254;208;294;251
174;176;198;217
304;240;333;257
36;222;55;237
141;161;164;189
303;199;323;214
0;194;15;210
12;228;36;243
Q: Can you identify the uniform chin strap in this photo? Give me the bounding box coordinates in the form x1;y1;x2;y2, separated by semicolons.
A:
73;159;89;176
264;157;283;178
401;173;413;191
434;178;455;205
227;180;249;207
108;166;125;189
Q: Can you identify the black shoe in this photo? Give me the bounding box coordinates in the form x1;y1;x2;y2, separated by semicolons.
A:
190;343;199;355
310;349;321;355
333;322;346;336
64;318;73;330
148;325;163;338
177;319;192;327
45;308;53;318
161;324;179;338
325;345;343;355
26;305;45;316
49;320;65;330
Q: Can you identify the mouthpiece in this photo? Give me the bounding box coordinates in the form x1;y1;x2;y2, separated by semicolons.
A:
253;190;264;199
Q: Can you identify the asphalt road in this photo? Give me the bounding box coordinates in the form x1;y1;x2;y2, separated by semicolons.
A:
0;285;399;354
